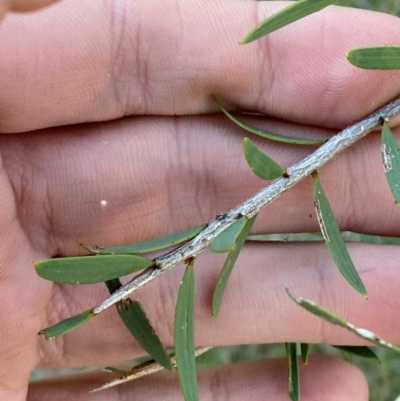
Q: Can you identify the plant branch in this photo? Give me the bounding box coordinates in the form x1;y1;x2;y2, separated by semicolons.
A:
93;96;400;315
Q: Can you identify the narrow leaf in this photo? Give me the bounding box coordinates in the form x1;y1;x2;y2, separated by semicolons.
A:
175;262;198;401
300;343;310;365
333;346;380;362
212;95;324;145
286;343;300;401
247;231;400;245
346;46;400;70
210;217;247;253
39;309;95;339
313;174;367;297
106;279;174;371
83;225;204;255
103;367;129;375
35;254;153;284
241;0;335;44
244;138;286;180
381;122;400;205
212;215;257;317
287;288;400;353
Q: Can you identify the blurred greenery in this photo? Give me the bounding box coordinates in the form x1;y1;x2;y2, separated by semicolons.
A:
31;1;400;400
197;344;400;401
339;0;400;15
268;0;400;16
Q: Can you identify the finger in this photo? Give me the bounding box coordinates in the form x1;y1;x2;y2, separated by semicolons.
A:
38;240;400;368
0;0;60;21
1;115;399;258
0;0;400;132
0;154;52;400
9;0;60;12
28;356;368;401
3;117;400;367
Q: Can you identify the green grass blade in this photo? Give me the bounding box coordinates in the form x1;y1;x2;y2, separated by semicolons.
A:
106;279;174;371
247;232;325;242
83;225;204;255
382;123;400;205
244;138;286;180
175;262;198;401
241;0;335;44
287;288;400;353
212;215;257;317
285;343;300;401
35;254;154;284
300;343;310;365
39;309;95;339
247;231;400;245
313;174;367;297
346;46;400;70
212;95;325;145
210;217;247;253
333;346;380;362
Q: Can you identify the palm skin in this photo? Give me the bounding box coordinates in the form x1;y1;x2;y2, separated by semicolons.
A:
1;1;400;400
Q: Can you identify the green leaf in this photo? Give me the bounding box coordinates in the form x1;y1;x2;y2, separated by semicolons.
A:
241;0;335;44
210;217;247;253
333;346;380;362
82;225;204;255
381;123;400;205
300;343;310;365
244;138;286;180
103;366;129;375
35;254;154;284
106;279;174;371
285;343;300;401
313;174;367;297
39;309;95;339
287;288;400;353
212;215;257;317
212;95;324;145
175;262;198;401
247;231;400;245
346;46;400;70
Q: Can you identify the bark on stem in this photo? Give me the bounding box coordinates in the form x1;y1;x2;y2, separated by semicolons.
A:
93;96;400;315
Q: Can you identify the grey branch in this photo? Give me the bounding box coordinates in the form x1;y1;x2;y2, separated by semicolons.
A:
93;96;400;315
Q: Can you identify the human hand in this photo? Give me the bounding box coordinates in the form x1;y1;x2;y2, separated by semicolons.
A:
1;1;400;400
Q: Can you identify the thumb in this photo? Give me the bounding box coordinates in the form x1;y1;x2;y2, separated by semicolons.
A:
0;152;51;401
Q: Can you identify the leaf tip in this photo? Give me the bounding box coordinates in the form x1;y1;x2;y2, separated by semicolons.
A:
39;309;95;340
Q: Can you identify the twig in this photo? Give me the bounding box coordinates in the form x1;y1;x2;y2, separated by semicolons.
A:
89;347;212;393
93;96;400;315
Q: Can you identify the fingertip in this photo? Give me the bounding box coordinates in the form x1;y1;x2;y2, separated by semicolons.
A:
9;0;60;12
